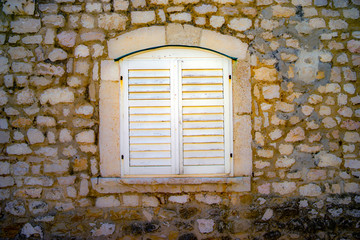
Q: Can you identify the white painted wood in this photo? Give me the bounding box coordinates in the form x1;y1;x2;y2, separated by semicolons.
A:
121;48;232;176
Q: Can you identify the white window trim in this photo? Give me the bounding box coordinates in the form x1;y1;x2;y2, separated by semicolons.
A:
97;44;252;193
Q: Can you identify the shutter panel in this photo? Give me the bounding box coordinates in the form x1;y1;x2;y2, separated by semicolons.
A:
180;59;231;175
122;60;175;175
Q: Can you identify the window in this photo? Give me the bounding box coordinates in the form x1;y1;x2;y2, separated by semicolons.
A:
120;48;233;176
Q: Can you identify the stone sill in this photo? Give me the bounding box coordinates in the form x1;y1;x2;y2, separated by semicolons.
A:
91;177;251;193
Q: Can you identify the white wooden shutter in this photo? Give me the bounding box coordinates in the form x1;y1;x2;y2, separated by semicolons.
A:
121;60;175;175
121;50;232;176
180;59;231;175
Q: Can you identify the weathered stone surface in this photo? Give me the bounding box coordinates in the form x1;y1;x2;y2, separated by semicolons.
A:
96;196;120;207
345;160;360;169
195;194;221;204
91;223;115;237
285;127;305;142
11;18;41;33
36;116;56;127
0;57;9;74
44;160;69;173
35;147;58;157
98;13;127;30
3;0;35;15
75;130;95;143
166;24;201;45
57;31;77;47
7;143;32;155
0;176;14;187
344;132;360;143
272;182;296;195
169;195;189;204
299;184;322;196
194;4;217;14
197;219;215;233
228;18;252;31
5;200;25;216
29;201;48;214
276;157;295;168
48;48;67;62
142;196;160;207
27;128;45;144
169;13;192;22
0;131;10;144
36;63;65;76
263;85;280;99
40;88;74;105
272;5;295;17
131;11;156;24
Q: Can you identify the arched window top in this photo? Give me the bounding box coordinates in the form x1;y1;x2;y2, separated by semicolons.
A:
115;45;237;61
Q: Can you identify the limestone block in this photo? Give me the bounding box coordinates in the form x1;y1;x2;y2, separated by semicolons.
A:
166;24;201;45
5;200;25;216
254;67;277;81
80;31;106;42
114;0;129;10
3;0;35;15
81;14;95;29
233;115;252;176
285;127;305;142
86;3;102;13
142;196;160;207
27;128;45;144
57;176;76;185
48;48;67;62
261;19;279;31
108;26;165;59
195;194;221;204
12;62;33;73
74;45;90;58
299;184;322;196
92;44;104;58
272;5;295;17
309;18;326;28
233;61;251;114
122;195;139;206
29;201;48;214
131;11;156;25
345;160;360;169
7;143;32;155
75;130;95;144
0;119;8;129
101;60;120;81
292;0;312;6
344;8;359;19
0;176;14;187
0;89;9;106
0;57;9;74
276;157;295;168
0;162;10;175
36;116;56;127
35;147;58;157
39;88;74;105
42;15;65;27
194;4;217;14
169;195;189;203
200;30;248;60
344;132;360;143
57;31;77;47
197;219;215;233
55;202;74;211
11;18;40;33
95;196;120;207
169;13;192;22
36;63;65;76
79;179;89;196
263;85;280;99
329;19;348;30
30;76;52;87
24;177;54;186
22;35;43;44
91;223;115;237
39;4;58;13
150;0;168;4
8;47;33;59
272;181;296;195
75;104;94;116
98;13;127;31
210;16;225;28
228;18;252;32
44;160;69;173
173;0;199;3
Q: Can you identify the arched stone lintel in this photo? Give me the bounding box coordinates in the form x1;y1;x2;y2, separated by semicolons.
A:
107;25;248;60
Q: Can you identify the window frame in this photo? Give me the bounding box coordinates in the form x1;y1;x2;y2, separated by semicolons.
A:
119;48;233;177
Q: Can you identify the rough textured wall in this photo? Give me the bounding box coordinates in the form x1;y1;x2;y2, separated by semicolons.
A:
0;0;359;239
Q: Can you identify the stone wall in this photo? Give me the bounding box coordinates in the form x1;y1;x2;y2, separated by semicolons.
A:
0;0;359;239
